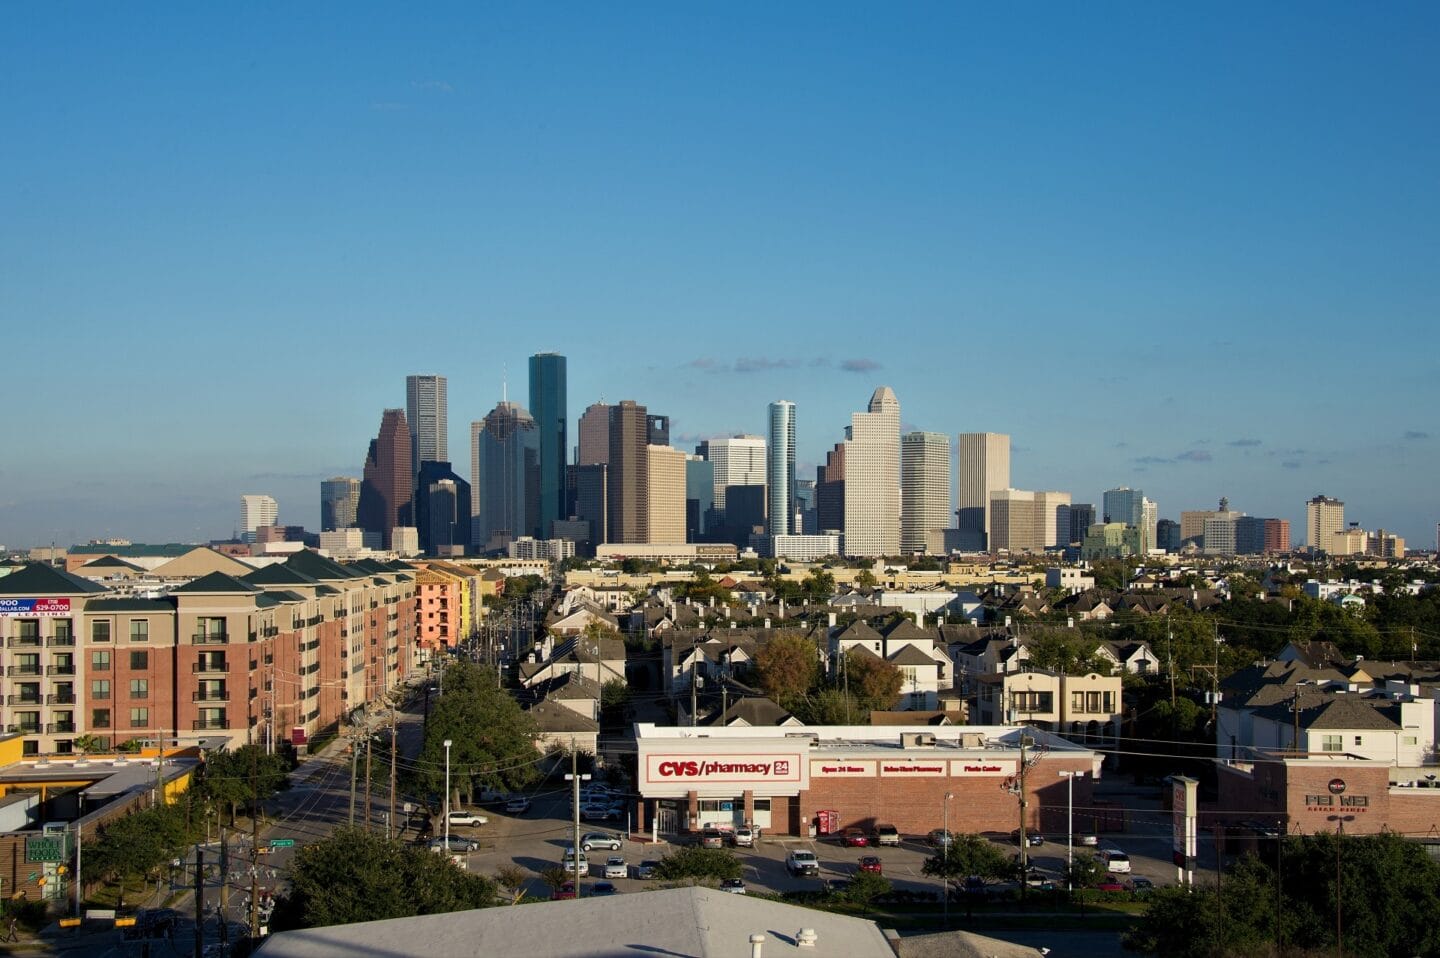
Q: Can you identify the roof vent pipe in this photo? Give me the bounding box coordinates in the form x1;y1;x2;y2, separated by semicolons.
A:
750;934;765;958
797;928;818;948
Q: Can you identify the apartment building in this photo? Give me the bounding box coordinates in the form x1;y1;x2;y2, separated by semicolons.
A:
0;552;416;756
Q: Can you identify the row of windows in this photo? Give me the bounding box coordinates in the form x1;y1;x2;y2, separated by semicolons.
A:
88;707;228;729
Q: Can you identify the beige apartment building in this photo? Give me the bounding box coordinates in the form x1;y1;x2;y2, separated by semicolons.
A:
970;669;1123;744
0;551;416;757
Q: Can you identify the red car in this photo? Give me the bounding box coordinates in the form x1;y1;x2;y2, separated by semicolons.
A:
1095;875;1126;893
858;856;883;874
841;828;869;847
551;881;576;901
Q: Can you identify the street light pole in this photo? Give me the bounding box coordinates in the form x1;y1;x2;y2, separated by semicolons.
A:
1328;814;1354;958
1058;770;1083;896
443;739;453;853
942;792;953;927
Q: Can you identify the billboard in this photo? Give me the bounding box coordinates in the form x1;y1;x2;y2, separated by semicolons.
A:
0;598;72;617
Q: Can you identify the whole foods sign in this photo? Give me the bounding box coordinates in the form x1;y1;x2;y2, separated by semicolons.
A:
0;598;71;617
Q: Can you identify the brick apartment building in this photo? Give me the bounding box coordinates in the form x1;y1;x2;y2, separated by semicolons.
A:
0;550;416;756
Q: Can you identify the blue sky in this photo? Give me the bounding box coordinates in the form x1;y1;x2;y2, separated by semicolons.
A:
2;3;1437;548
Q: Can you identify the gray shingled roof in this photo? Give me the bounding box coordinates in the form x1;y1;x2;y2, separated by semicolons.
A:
0;564;108;595
168;571;260;595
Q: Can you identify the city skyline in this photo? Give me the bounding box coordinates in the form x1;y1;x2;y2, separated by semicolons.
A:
2;5;1437;546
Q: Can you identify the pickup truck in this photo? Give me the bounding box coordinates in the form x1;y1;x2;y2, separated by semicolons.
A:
786;849;820;877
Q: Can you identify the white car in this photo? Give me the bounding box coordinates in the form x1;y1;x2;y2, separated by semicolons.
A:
604;856;628;879
580;803;613;822
562;851;589;875
504;797;531;814
1098;848;1131;874
786;850;820;877
731;827;755;848
445;810;488;828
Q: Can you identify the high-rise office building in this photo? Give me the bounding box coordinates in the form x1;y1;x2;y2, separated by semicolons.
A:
1141;497;1158;554
405;375;448;470
794;479;817;534
702;435;766;514
528;353;567;540
646;415;670;447
1068;503;1096;546
988;489;1036;553
767;401;796;536
1103;487;1144;526
956;433;1010;551
577;402;611;466
901;431;951;554
415;461;472;556
842;386;901;557
1034;490;1073;550
1307;495;1345;550
607;401;649;543
816;443;846;533
646;445;687;544
685;454;714;542
575;464;608;549
240;494;279;542
1156;518;1182;553
1264;518;1291;553
472;401;539;552
357;408;413;550
320;478;361;532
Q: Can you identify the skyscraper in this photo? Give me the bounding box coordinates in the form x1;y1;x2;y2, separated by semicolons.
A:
576;403;611;466
1034;490;1073;550
405;375;448;469
240;494;279;542
842;386;901;557
528;353;567;539
415;461;472;556
646;415;670;447
702;435;766;514
647;445;687;543
1068;503;1096;545
472;401;539;552
901;432;951;554
685;454;714;542
816;443;845;534
357;408;413;550
767;401;796;536
1307;495;1345;550
956;433;1010;551
320;477;360;531
1103;487;1151;553
607;401;649;543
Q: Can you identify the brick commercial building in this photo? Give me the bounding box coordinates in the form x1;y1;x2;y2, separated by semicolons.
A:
1218;754;1440;837
0;551;416;756
634;724;1098;839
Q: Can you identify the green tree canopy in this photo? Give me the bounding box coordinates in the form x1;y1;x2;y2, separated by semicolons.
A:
802;569;836;603
843;650;904;712
273;827;497;930
652;846;743;882
87;803;195;910
789;687;864;725
1024;629;1111;675
753;632;822;705
416;661;540;806
921;832;1011;882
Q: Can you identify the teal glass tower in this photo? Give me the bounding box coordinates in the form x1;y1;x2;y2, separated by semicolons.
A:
528;353;567;539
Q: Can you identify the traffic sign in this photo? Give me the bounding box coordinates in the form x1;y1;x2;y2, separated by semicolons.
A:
269;839;295;848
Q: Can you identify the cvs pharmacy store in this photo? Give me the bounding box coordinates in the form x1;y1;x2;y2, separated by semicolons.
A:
635;723;1099;838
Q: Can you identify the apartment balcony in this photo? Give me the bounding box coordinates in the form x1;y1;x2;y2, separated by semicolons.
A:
191;632;229;645
47;693;76;705
6;665;41;677
7;635;41;648
45;722;76;735
192;661;230;675
47;633;75;647
48;664;76;676
6;695;42;707
192;718;229;731
192;690;230;703
6;724;40;735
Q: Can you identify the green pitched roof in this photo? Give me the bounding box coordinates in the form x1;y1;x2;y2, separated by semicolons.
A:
80;555;146;571
283;549;356;582
170;572;260;595
243;565;320;587
0;564;108;596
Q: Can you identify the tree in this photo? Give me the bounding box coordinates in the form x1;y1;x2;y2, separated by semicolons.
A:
789;688;864;725
415;661;540;806
843;870;891;911
273;827;497;930
802;569;836;603
854;569;878;591
600;679;631;726
1025;629;1111;675
921;832;1011;882
493;864;528;903
87;803;195;911
72;734;108;754
652;846;743;882
753;632;821;705
194;744;291;826
1066;851;1107;898
844;650;904;712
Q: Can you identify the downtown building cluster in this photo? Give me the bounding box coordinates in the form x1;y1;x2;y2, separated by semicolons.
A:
247;353;1405;564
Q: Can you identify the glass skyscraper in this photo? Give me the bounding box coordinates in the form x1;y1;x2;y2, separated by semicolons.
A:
528;353;567;539
767;400;796;536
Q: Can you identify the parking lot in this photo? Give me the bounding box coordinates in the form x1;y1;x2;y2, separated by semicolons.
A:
441;781;1187;900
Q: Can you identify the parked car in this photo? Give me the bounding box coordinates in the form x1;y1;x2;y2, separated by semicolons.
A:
504;796;531;815
561;851;589;875
731;826;755;848
580;803;613;822
590;881;619;896
551;881;576;901
1098;848;1131;874
720;878;746;895
858;856;882;875
700;829;725;849
841;827;869;847
1125;876;1155;894
1022;869;1058;891
428;836;479;853
1095;875;1127;893
927;829;954;848
446;810;488;828
604;856;628;879
1011;829;1044;847
1077;832;1099;847
871;824;901;847
636;860;661;879
580;832;623;852
786;850;820;877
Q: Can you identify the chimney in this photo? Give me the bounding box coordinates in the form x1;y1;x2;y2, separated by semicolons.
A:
779;599;786;618
764;618;771;629
828;612;837;628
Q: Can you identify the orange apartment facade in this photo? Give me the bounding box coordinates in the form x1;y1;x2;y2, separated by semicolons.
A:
0;551;416;755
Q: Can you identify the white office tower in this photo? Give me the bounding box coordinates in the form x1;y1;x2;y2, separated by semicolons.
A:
901;432;952;553
240;494;279;542
767;401;797;536
406;374;449;466
1307;495;1345;550
956;433;1010;551
842;386;901;557
1033;490;1073;549
1141;497;1158;554
706;435;767;512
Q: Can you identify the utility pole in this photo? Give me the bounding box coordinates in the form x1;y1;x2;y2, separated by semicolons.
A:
1018;734;1030;905
691;657;698;728
193;846;204;958
388;706;398;841
249;743;260;942
564;738;590;898
348;736;358;826
219;826;229;952
364;739;373;830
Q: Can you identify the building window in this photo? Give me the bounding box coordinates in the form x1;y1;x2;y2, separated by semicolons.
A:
15;712;40;734
753;799;771;812
1403;735;1418;746
130;707;149;728
1102;691;1115;714
16;619;39;642
130;650;149;670
129;620;149;642
92;679;111;700
92;650;112;671
55;740;74;755
54;619;72;642
1071;691;1086;713
92;709;111;728
1086;691;1102;713
21;741;38;757
130;679;149;700
1321;735;1343;752
92;620;111;643
13;653;40;675
1354;736;1362;746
